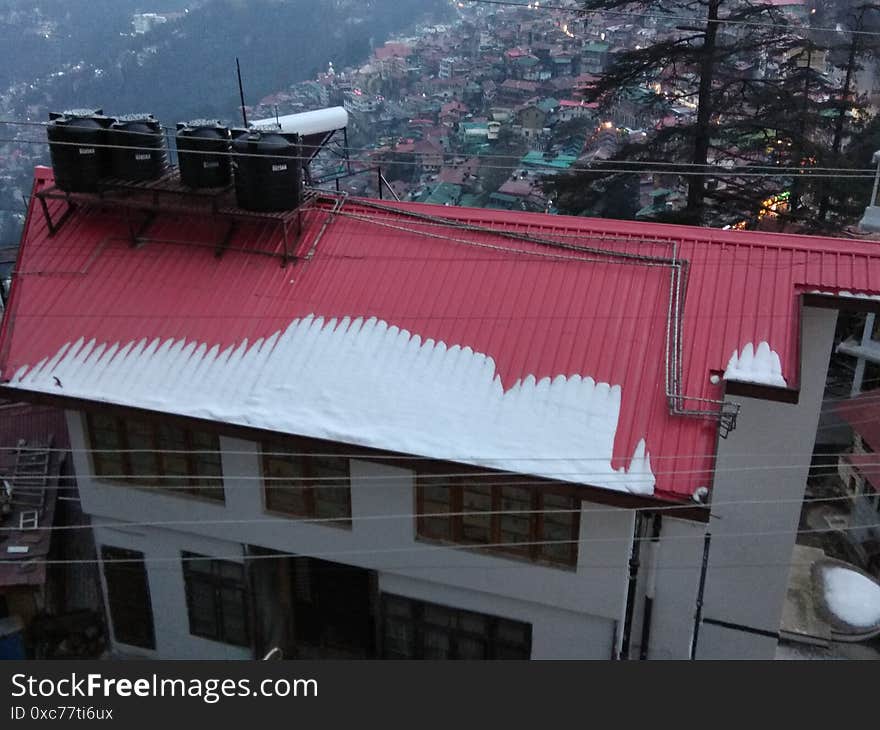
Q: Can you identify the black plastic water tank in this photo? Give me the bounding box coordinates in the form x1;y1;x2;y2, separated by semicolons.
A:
231;130;301;212
108;114;167;181
176;120;231;188
47;109;114;192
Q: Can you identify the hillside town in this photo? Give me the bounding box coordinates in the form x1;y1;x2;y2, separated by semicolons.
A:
236;0;880;221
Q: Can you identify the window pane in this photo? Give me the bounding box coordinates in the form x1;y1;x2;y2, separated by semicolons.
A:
381;594;532;661
423;604;455;628
124;419;159;483
496;619;529;645
101;546;155;649
422;628;451;658
461;484;492;544
187;580;219;639
219;562;244;582
383;596;412;618
157;423;190;486
311;456;351;521
265;453;309;515
419;480;453;540
88;414;125;478
499;486;531;553
383;616;414;658
189;430;223;495
220;587;249;646
458;611;487;635
454;636;486;659
313;486;351;521
540;494;577;564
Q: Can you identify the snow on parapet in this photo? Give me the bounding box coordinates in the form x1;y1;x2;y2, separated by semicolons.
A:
723;341;787;388
8;315;655;495
808;289;880;302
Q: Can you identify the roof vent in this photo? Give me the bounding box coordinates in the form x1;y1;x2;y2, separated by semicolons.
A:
47;109;115;193
176;120;232;189
231;130;301;212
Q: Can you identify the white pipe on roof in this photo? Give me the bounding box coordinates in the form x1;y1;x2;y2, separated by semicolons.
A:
250;106;348;135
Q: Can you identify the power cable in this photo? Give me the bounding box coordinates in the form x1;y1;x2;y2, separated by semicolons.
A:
8;519;880;567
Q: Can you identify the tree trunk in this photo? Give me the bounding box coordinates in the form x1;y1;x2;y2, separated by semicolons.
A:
686;0;721;225
818;23;861;223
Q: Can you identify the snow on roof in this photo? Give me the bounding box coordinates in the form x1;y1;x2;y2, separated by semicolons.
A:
723;342;787;388
7;168;880;502
820;565;880;630
9;316;654;495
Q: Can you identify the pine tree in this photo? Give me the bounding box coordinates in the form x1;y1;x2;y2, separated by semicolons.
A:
548;1;878;229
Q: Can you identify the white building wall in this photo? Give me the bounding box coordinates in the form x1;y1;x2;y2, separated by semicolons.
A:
695;306;838;659
92;520;250;660
69;418;641;659
643;516;705;660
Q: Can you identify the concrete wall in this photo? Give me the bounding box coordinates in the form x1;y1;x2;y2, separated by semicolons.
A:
695;306;839;659
68;415;638;659
92;520;251;660
642;516;706;660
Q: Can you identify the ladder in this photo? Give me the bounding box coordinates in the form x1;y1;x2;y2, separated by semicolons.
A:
9;438;51;513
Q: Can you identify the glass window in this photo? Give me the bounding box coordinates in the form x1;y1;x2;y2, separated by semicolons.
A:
124;419;159;483
182;552;249;647
540;493;578;564
381;594;531;660
101;545;155;650
88;413;125;478
461;484;492;544
419;479;454;540
499;486;532;554
262;446;351;526
415;475;579;568
311;456;352;520
86;413;224;502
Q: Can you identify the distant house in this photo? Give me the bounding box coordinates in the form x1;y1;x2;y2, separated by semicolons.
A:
516;104;548;141
498;79;540;105
557;99;599;122
581;41;610;74
835;392;880;572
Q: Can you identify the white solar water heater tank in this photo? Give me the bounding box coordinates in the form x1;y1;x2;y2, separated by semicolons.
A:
250;106;348;135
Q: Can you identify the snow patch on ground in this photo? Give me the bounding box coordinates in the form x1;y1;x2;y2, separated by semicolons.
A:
723;341;787;388
5;315;656;495
822;566;880;629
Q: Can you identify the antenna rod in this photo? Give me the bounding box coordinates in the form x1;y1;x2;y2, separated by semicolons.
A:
236;57;248;127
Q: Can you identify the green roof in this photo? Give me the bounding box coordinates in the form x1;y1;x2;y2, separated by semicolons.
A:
486;192;522;210
460;122;489;133
584;41;609;54
520;150;578;169
537;98;559;114
458;193;487;208
424;182;463;206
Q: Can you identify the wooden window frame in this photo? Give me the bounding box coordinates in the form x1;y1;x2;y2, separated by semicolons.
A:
100;545;156;650
85;412;224;503
181;552;250;647
261;445;352;528
415;475;580;568
381;593;531;660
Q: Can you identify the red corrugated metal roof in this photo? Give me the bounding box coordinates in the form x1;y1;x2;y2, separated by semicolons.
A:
835;392;880;452
4;167;880;502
